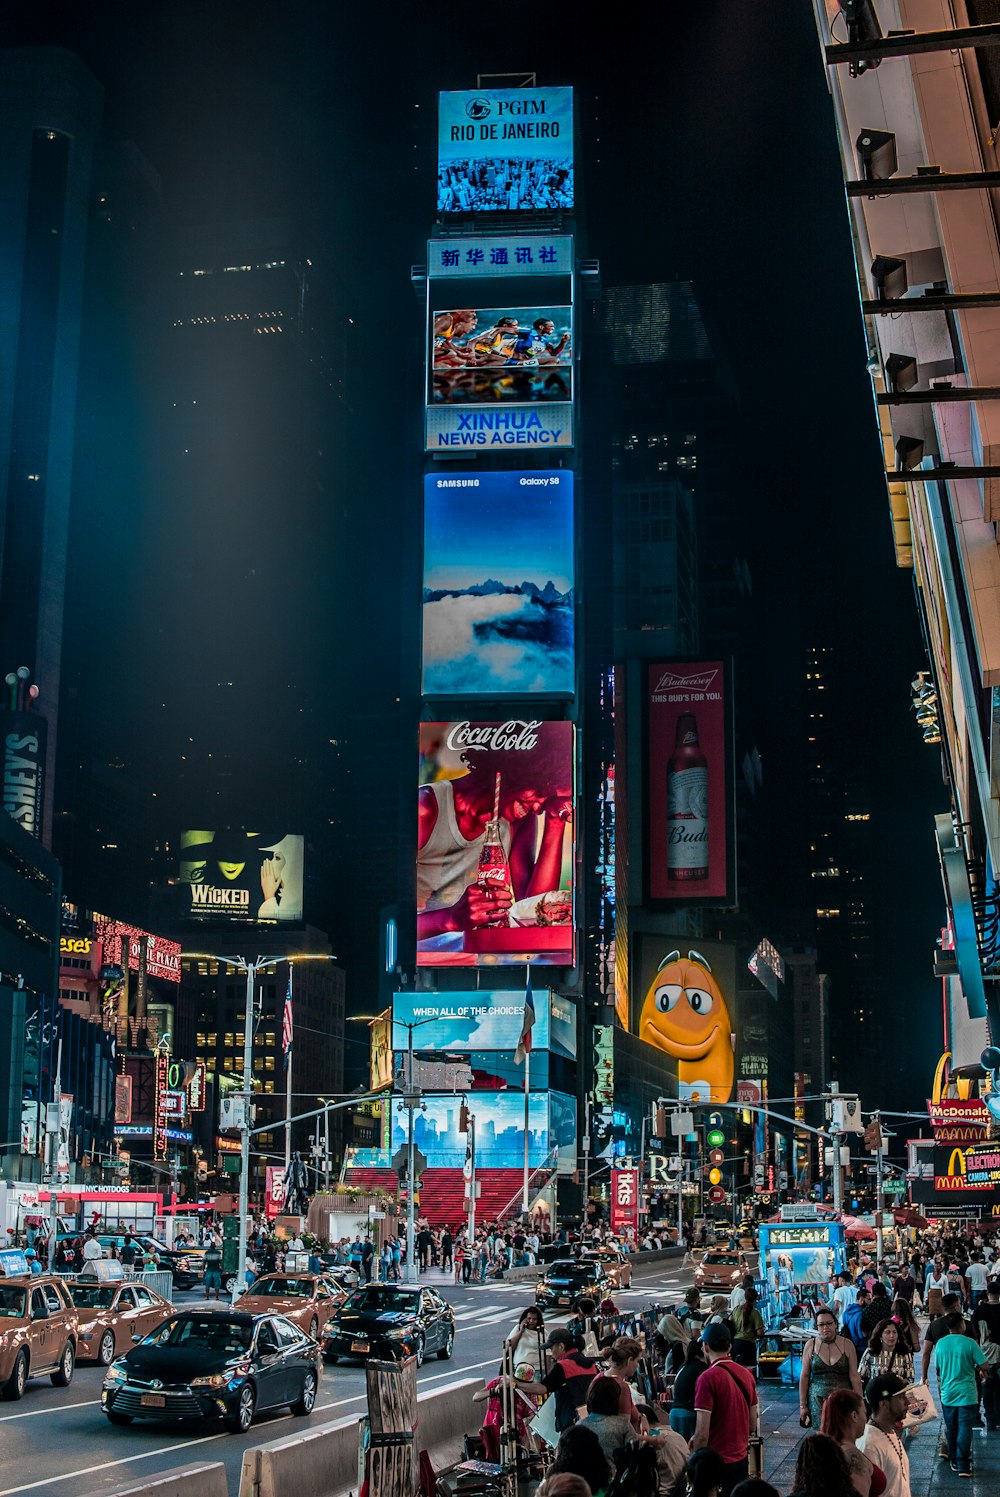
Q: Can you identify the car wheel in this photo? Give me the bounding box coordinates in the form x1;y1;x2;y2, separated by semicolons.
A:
224;1274;237;1295
308;1316;319;1340
437;1327;454;1361
230;1384;256;1433
51;1343;75;1387
2;1350;28;1401
106;1411;133;1426
291;1369;317;1416
98;1331;116;1367
414;1334;425;1367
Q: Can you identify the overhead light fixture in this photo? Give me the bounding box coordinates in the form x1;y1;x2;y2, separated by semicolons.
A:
895;435;924;470
857;128;897;182
922;725;942;745
872;255;908;300
885;353;918;393
845;0;884;76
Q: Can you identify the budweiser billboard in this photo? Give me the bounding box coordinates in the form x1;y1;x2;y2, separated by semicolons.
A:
645;661;731;903
417;720;575;967
610;1167;640;1238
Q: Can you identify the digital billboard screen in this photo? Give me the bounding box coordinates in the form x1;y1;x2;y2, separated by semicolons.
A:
437;86;574;213
422;470;574;698
417;720;574;967
392;989;575;1059
430;304;572;406
391;1088;576;1169
178;829;304;923
645;661;731;903
632;935;737;1105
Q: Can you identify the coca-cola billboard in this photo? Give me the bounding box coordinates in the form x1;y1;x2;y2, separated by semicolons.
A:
417;720;575;966
645;660;731;904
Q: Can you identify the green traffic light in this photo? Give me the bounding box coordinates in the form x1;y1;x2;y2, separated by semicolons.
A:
707;1129;725;1147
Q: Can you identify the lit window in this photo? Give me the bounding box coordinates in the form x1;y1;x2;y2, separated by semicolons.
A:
224;1033;234;1048
207;1034;217;1047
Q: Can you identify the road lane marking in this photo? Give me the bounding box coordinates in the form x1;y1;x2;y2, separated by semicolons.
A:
0;1397;101;1423
0;1431;232;1497
313;1356;499;1415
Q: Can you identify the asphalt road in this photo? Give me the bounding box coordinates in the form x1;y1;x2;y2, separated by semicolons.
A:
1;1258;693;1497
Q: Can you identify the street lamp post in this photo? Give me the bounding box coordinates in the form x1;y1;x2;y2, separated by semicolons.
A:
182;950;336;1302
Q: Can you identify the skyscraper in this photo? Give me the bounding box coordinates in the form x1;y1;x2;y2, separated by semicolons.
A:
0;49;104;846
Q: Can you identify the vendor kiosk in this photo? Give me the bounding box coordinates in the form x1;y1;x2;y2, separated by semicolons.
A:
756;1220;848;1382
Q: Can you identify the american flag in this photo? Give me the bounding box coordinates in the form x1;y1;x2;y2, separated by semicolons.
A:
282;976;293;1068
514;968;535;1066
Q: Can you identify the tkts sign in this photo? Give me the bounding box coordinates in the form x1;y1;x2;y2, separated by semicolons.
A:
610;1167;640;1237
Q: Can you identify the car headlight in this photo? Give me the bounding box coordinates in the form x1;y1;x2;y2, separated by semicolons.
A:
322;1320;337;1336
383;1326;410;1339
191;1373;227;1388
105;1364;128;1384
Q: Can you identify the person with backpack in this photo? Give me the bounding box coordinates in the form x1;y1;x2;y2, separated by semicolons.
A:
691;1322;760;1497
203;1235;223;1300
841;1289;870;1356
539;1328;601;1432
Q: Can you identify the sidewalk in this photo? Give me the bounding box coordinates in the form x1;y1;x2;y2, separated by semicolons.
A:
759;1374;1000;1496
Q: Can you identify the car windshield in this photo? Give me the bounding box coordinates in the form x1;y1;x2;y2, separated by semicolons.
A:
705;1254;740;1265
149;1316;252;1353
71;1285;117;1309
249;1278;312;1298
345;1287;417;1313
549;1262;589;1277
0;1287;26;1318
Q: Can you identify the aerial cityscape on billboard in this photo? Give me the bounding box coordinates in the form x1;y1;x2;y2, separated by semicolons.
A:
437;87;574;213
422;470;574;698
417;720;574;966
178;828;304;923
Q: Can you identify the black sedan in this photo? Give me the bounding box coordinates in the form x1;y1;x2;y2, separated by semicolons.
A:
101;1309;321;1433
534;1258;607;1310
322;1285;455;1367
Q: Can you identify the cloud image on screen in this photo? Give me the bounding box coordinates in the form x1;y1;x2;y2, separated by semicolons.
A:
422;472;574;697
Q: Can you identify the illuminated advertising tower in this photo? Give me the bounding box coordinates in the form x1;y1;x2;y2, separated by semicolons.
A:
407;81;582;1211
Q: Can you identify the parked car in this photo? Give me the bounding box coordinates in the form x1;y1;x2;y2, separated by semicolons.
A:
70;1277;172;1365
0;1276;78;1400
581;1246;632;1288
321;1284;455;1367
535;1258;608;1310
694;1251;746;1289
235;1274;349;1340
101;1309;321;1432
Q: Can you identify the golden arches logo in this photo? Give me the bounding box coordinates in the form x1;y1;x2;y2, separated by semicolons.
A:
932;1052;952;1106
947;1147;967;1177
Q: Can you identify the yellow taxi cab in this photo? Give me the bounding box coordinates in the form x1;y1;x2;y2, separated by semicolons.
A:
0;1255;78;1401
234;1273;348;1340
69;1261;173;1365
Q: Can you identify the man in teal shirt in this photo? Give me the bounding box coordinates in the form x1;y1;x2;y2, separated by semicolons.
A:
936;1311;986;1476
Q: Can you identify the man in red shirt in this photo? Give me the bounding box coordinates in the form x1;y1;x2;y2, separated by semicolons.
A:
690;1321;759;1496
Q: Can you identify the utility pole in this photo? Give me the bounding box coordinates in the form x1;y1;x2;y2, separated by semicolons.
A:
466;1112;476;1247
405;1023;418;1284
582;1093;590;1228
828;1082;843;1213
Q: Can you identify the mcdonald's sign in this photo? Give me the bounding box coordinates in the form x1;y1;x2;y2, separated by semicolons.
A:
932;1142;1000;1190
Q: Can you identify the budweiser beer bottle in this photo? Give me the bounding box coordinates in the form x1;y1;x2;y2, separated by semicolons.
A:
477;773;511;925
667;713;709;881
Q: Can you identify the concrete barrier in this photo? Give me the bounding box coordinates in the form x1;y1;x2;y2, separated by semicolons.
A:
81;1461;228;1497
239;1377;483;1497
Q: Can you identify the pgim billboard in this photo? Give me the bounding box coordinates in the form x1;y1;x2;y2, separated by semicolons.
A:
422;470;574;698
178;828;304;922
417;720;574;967
645;661;732;904
437;87;574;213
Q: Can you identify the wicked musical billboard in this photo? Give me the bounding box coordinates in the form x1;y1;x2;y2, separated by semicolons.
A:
417;720;574;967
178;828;304;923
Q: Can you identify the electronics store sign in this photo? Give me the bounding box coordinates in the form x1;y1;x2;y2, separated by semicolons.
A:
426;405;573;450
428;237;573;279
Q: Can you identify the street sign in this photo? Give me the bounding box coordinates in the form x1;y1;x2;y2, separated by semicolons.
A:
392;1144;428;1178
708;1186;726;1204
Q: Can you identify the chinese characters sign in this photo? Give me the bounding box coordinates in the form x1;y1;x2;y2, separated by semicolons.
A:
610;1167;640;1237
428;237;573;279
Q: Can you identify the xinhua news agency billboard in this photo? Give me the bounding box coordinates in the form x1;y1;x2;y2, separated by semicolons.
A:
392;989;576;1060
437;87;574;214
427;303;573;452
422;471;574;698
645;661;732;904
417;720;574;967
178;828;304;923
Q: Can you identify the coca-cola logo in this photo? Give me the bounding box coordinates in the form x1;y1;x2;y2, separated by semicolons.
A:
445;720;541;753
653;669;719;692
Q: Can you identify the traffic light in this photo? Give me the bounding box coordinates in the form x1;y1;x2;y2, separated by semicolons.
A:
708;1167;723;1186
707;1128;725;1149
653;1104;667;1139
459;1101;470;1133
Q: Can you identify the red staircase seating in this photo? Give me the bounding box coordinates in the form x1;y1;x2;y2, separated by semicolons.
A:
342;1165;529;1227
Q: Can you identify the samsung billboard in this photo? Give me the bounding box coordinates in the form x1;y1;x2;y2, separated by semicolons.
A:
437;87;574;213
422;470;574;699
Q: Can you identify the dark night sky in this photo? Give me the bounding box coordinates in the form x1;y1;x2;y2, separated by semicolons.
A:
5;2;948;1106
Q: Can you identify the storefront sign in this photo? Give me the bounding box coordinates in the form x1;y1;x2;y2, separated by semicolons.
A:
610;1167;640;1237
